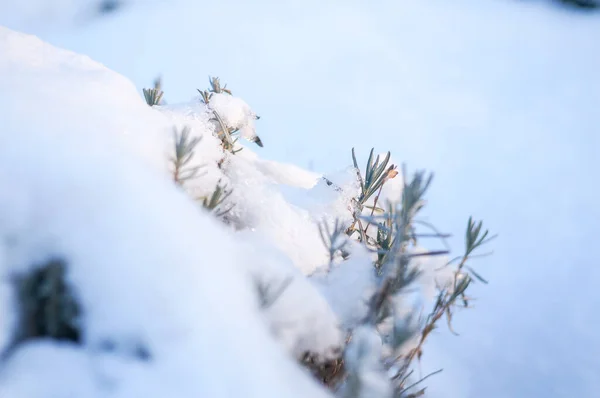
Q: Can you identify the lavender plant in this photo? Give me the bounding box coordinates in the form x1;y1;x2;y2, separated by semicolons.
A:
198;77;237;152
198;180;234;218
315;149;495;398
171;126;203;185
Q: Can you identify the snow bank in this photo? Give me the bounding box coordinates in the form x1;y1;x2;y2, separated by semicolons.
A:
0;20;467;398
0;26;332;398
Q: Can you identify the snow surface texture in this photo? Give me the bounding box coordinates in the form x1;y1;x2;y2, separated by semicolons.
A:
1;0;599;397
0;27;337;398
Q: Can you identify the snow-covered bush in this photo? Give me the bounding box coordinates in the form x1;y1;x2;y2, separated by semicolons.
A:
144;78;496;396
0;26;494;398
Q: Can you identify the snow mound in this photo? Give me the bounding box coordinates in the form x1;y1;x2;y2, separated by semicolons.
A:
0;26;331;398
0;23;458;398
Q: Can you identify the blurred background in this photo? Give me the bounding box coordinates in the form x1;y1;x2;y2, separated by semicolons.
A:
1;1;598;397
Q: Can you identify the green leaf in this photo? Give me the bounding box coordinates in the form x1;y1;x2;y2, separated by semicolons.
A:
449;274;471;303
364;148;375;186
369;152;391;185
351;148;365;193
143;88;163;106
466;265;488;284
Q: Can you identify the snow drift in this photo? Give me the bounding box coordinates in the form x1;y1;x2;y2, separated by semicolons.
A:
0;21;459;397
0;26;337;398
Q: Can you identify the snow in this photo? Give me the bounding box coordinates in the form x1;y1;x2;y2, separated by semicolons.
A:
224;154;331;273
0;23;453;398
156;98;338;274
236;230;343;360
208;92;261;145
342;325;392;398
0;26;333;398
312;241;375;329
1;0;600;397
